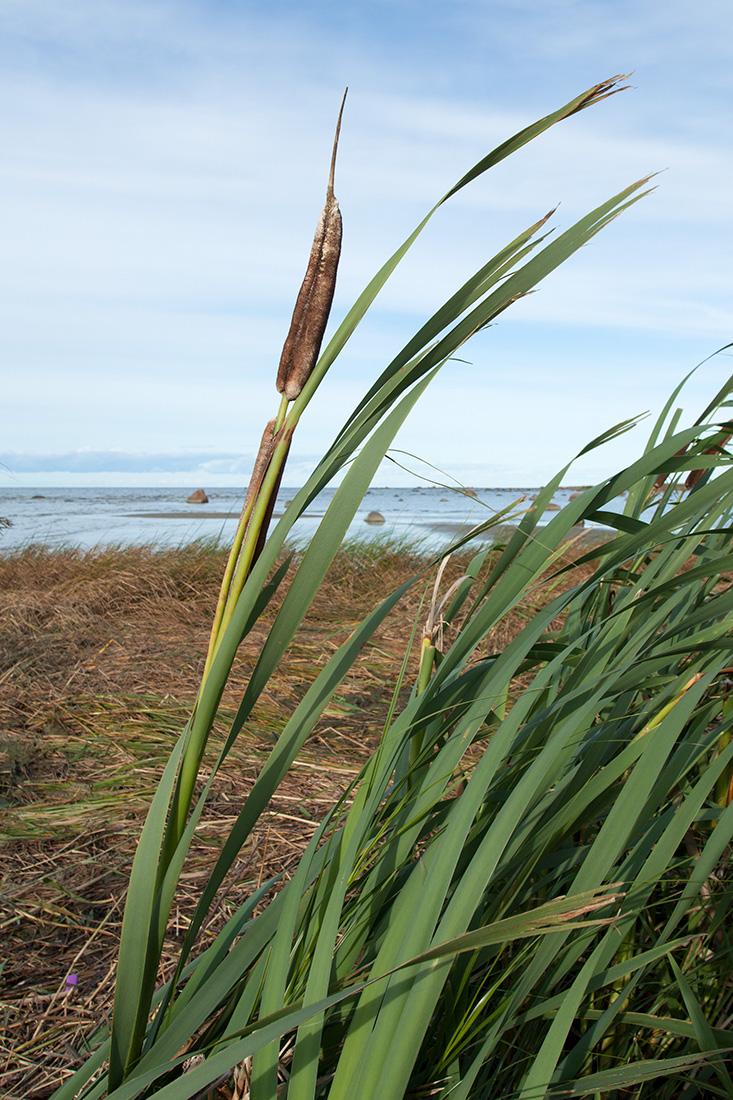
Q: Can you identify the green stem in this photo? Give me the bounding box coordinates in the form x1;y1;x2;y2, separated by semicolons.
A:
216;428;292;644
274;392;290;433
173;419;295;840
202;394;292;687
409;635;437;779
203;489;261;684
715;698;733;809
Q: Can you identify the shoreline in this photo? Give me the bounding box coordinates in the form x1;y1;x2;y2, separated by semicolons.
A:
120;514;615;547
2;487;619;554
123;510;323;520
0;521;616;557
426;522;613;545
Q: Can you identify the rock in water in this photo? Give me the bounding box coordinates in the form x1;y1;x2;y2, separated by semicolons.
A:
187;489;209;504
365;510;385;525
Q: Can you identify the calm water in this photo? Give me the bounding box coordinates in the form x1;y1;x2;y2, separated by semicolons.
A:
0;485;615;554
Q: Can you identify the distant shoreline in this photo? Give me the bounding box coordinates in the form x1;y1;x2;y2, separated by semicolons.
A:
425;522;612;544
2;487;618;554
122;510;325;520
125;511;239;519
123;512;614;546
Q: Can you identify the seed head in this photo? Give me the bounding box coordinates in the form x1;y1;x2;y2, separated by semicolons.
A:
276;90;346;401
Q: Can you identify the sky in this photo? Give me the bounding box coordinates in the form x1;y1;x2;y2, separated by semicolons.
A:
3;0;733;489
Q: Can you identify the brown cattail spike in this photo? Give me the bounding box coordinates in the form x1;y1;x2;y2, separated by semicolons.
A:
685;427;733;491
241;419;278;521
237;417;293;560
276;90;346;401
652;446;687;495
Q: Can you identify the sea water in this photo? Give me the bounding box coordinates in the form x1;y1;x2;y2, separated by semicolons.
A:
0;485;618;554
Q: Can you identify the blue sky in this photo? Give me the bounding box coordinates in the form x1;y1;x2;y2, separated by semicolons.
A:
3;0;732;488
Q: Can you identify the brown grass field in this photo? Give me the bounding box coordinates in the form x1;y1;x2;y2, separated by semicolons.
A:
0;537;600;1099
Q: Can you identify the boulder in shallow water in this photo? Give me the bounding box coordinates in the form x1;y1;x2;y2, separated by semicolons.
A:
187;489;209;504
365;510;385;525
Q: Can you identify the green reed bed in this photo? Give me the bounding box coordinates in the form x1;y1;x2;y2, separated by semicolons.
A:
4;77;733;1099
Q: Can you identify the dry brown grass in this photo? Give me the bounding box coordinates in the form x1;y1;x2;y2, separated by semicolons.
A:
0;537;597;1098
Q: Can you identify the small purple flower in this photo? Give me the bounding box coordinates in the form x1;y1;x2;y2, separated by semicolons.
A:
65;974;78;987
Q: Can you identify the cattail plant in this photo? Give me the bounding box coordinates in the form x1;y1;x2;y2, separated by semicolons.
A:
276;92;345;403
51;79;733;1100
204;92;347;685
